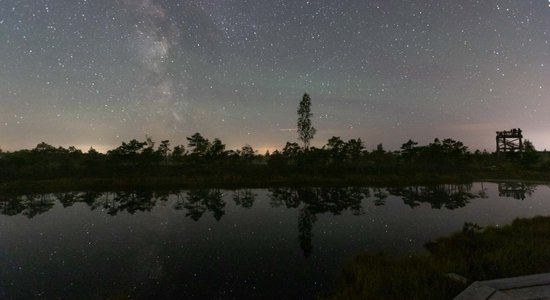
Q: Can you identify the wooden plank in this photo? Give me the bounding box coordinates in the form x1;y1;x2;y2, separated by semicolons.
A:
454;282;496;300
500;284;550;299
487;290;516;300
454;273;550;300
482;273;550;290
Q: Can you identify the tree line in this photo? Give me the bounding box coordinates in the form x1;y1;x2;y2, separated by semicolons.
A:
0;133;545;182
0;93;547;182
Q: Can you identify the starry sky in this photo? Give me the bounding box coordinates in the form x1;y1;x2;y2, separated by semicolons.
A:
1;0;549;153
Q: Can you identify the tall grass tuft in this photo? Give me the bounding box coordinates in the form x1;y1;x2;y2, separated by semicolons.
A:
328;216;550;299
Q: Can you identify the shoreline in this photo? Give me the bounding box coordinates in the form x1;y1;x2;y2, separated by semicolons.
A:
326;216;550;299
0;172;548;193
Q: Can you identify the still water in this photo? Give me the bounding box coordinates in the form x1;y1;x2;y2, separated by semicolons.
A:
0;182;548;299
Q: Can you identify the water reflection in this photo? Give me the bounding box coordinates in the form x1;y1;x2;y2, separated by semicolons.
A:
269;187;367;215
233;189;257;209
0;183;511;257
0;182;547;299
269;187;369;257
372;188;388;206
0;194;55;217
175;189;226;221
497;182;536;200
388;184;480;209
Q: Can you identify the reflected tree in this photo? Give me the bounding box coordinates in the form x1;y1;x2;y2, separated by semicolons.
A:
88;192;117;213
79;191;104;206
388;186;422;208
372;188;388;206
1;191;104;215
438;184;478;210
497;182;536;200
88;191;156;215
22;194;55;218
154;190;172;204
269;188;301;208
312;187;367;215
0;194;26;216
113;191;156;214
298;207;316;258
175;189;226;221
268;187;368;257
55;192;80;207
269;187;367;214
389;184;478;209
233;189;257;209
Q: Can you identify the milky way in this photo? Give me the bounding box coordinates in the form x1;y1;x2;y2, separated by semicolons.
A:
0;0;549;152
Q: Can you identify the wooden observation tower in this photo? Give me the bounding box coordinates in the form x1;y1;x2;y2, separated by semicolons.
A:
496;128;523;153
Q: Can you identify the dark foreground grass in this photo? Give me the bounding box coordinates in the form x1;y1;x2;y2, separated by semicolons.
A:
327;216;550;300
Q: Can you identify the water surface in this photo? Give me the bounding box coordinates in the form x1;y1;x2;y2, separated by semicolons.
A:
0;182;548;299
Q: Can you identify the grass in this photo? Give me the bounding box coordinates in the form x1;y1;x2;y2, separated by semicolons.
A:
327;216;550;299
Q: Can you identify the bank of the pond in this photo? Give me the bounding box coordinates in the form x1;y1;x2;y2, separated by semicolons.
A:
0;170;549;193
327;216;550;300
0;174;469;193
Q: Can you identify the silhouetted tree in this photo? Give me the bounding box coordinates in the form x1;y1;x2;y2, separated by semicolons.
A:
239;144;256;159
172;145;186;160
344;138;365;160
424;138;443;159
109;139;147;157
140;136;157;161
207;138;226;158
326;136;346;160
524;140;535;151
33;142;57;153
266;150;285;171
67;146;82;155
297;93;316;150
87;147;100;156
441;138;468;156
157;140;171;161
282;142;301;158
521;140;539;166
187;133;210;156
400;139;419;161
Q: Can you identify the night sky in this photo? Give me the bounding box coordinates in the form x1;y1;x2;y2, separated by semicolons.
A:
1;0;549;153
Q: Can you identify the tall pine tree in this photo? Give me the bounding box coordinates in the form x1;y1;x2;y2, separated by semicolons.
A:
297;93;316;150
